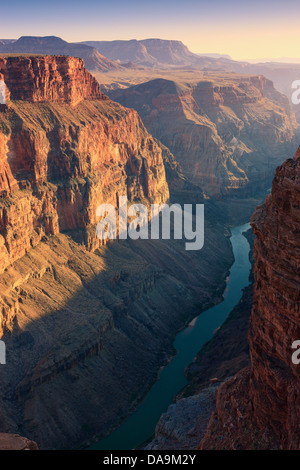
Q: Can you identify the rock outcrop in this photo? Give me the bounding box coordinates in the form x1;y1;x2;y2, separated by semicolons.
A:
109;75;298;197
0;55;105;105
146;385;219;450
0;433;38;450
200;149;300;450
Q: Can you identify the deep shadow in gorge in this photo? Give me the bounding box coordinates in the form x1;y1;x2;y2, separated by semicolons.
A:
0;204;235;449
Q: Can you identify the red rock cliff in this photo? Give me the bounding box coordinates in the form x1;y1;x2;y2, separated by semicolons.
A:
0;55;105;105
109;74;297;197
0;55;169;274
200;149;300;450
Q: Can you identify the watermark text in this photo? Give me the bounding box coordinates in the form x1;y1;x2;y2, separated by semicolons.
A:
96;196;204;251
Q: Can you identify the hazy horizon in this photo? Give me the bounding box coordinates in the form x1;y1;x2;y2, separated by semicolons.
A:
1;0;300;61
4;35;300;64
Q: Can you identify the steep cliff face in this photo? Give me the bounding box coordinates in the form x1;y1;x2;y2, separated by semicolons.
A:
0;55;105;105
0;56;169;273
109;75;298;197
248;150;300;449
200;150;300;450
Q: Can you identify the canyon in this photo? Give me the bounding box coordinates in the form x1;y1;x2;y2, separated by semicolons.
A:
108;73;298;196
0;55;234;449
148;150;300;451
146;227;254;450
3;35;300;126
0;50;298;451
82;37;300;121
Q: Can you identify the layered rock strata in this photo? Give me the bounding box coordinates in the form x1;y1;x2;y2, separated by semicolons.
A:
0;55;169;273
109;75;298;197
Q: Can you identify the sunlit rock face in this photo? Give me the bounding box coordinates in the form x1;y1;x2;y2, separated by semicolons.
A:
0;55;169;273
109;75;298;197
0;55;105;105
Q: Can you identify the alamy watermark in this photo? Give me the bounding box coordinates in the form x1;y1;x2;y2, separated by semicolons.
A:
291;80;300;104
292;340;300;365
0;80;6;105
0;340;6;364
96;196;204;251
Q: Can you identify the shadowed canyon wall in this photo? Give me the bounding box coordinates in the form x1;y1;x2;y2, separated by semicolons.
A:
200;149;300;450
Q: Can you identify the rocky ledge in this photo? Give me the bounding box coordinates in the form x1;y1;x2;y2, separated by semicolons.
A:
0;433;38;450
146;384;219;450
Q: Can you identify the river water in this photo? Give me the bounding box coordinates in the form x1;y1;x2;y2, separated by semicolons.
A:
90;222;252;450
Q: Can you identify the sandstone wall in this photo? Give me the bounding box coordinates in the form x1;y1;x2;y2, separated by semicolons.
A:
0;55;105;105
0;56;169;273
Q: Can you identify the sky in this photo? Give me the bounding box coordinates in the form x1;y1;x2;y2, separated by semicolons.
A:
1;0;300;60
